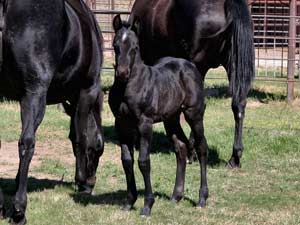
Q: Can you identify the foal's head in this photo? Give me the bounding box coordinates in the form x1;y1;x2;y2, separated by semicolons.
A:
113;14;141;82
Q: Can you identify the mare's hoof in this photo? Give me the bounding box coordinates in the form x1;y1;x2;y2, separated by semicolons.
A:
122;204;133;211
140;207;151;217
10;209;26;225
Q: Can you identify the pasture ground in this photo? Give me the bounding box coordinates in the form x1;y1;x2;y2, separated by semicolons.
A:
0;71;300;225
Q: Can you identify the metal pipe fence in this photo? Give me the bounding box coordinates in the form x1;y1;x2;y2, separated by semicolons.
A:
89;0;300;99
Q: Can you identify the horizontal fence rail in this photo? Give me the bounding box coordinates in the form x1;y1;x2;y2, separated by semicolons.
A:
90;0;300;100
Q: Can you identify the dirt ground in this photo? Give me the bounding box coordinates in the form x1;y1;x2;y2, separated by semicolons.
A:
0;140;74;179
0;139;121;180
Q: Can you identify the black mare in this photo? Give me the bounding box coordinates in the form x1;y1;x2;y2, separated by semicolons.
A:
0;0;104;224
109;15;208;216
129;0;255;168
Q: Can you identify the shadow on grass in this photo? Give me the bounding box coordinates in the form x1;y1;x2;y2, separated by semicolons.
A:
70;189;197;207
103;125;173;153
104;125;226;167
205;84;286;102
0;177;73;212
71;190;131;207
208;146;227;167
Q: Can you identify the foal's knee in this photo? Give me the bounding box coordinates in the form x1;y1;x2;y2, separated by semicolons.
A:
18;135;35;157
172;134;187;159
138;156;150;172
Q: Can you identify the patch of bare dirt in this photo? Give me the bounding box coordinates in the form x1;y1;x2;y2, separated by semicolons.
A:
0;139;122;179
0;140;74;179
100;144;122;166
291;98;300;108
247;100;264;109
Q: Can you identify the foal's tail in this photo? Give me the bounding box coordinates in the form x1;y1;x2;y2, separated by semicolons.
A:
227;0;255;102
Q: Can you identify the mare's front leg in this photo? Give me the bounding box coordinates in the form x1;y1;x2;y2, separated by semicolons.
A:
163;118;188;203
115;118;137;211
71;87;103;194
0;188;5;219
11;91;47;225
137;116;155;216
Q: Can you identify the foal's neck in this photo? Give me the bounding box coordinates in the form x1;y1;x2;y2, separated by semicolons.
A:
129;49;147;79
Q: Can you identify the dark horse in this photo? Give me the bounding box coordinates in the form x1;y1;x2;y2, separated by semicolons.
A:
0;0;104;224
129;0;255;168
109;15;208;216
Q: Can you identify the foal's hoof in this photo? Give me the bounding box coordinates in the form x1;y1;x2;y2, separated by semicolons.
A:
170;198;179;203
77;184;94;195
170;194;183;203
186;157;193;164
121;204;133;211
196;199;206;208
227;157;241;169
140;207;151;217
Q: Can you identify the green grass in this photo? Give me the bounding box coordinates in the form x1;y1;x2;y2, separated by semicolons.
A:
0;76;300;224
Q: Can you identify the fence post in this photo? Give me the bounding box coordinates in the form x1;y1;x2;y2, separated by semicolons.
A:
287;0;296;102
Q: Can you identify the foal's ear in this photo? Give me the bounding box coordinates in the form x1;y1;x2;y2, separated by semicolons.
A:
113;14;122;32
131;16;141;36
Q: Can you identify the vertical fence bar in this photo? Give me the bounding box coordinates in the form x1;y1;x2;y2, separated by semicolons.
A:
287;0;296;102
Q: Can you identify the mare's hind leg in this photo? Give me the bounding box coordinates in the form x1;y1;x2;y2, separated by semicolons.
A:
0;188;5;219
228;97;247;168
163;118;189;203
12;92;47;225
115;118;138;211
184;105;209;208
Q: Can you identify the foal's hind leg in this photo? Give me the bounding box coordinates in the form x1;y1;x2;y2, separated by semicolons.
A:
12;92;47;225
187;131;197;164
115;118;138;211
184;106;209;208
0;188;5;219
163;118;189;203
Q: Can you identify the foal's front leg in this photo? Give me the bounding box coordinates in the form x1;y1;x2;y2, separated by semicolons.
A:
137;116;155;216
115;118;137;211
12;92;47;225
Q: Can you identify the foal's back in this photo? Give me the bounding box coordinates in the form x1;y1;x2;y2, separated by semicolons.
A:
127;57;203;121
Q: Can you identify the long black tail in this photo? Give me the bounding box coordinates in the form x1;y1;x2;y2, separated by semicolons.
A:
227;0;255;101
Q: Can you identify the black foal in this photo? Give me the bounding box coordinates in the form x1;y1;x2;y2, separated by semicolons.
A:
109;15;209;216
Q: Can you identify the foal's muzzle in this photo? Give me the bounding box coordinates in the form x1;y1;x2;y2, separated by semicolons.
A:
116;67;130;82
